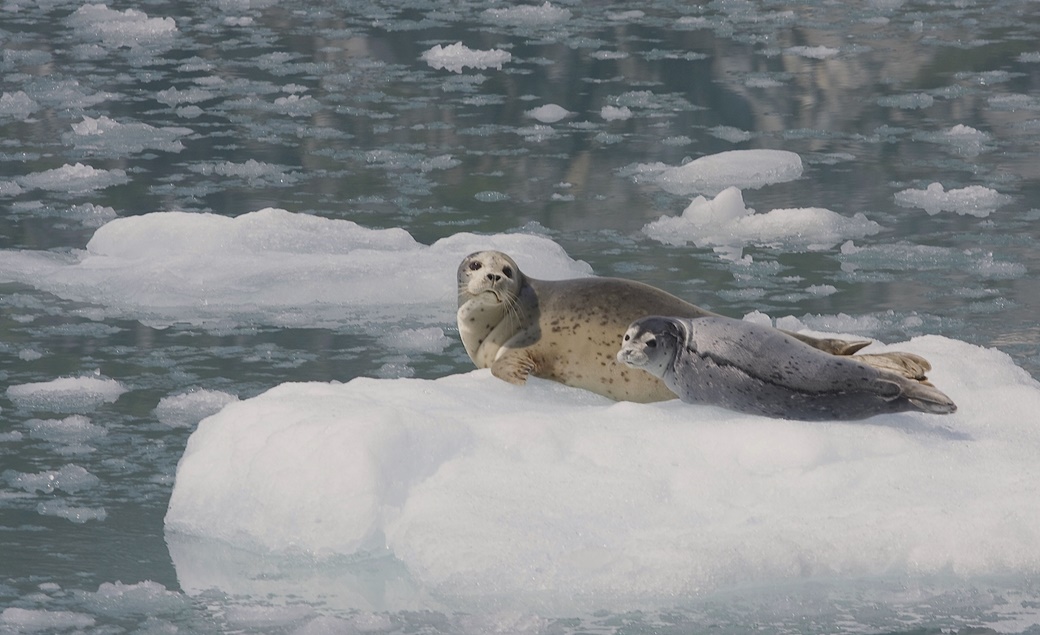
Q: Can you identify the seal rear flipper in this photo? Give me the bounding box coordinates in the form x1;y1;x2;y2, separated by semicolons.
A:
878;377;958;415
491;351;538;385
785;332;872;356
855;352;933;383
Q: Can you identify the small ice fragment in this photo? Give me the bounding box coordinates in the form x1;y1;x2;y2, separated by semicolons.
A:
385;327;453;354
421;42;512;73
877;93;934;109
632;149;803;196
482;2;572;26
36;500;107;523
83;580;190;616
17;163;129;194
4;464;100;494
155;389;239;428
894;182;1011;217
784;45;839;59
0;608;95;631
0;91;41;119
475;191;510;202
8;376;127;412
28;415;107;444
1017;52;1040;63
600;105;633;121
525;104;571;123
67;4;177;51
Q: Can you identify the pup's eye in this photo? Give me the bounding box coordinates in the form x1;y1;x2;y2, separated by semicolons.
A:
646;338;656;348
623;334;630;341
468;261;482;271
502;266;513;279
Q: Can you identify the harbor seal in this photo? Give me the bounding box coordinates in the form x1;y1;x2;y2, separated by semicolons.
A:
457;250;936;403
617;315;957;420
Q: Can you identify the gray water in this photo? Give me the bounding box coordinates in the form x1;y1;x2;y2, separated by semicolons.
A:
2;0;1039;633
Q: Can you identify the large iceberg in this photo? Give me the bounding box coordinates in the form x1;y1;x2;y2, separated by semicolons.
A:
165;332;1040;613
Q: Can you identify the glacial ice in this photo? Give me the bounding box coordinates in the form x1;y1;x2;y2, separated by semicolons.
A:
628;150;804;196
0;608;95;632
421;43;512;73
3;465;100;494
0;209;591;330
642;186;881;253
525;104;571;123
155;390;240;428
894;182;1012;217
7;376;127;413
165;332;1040;612
67;116;191;156
67;4;178;51
482;2;572;26
14;163;129;194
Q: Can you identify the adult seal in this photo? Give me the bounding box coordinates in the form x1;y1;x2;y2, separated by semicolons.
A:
457;250;936;403
617;315;957;420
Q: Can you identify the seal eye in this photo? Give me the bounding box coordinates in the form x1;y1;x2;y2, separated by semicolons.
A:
623;334;630;341
468;261;482;271
502;266;513;279
646;338;657;348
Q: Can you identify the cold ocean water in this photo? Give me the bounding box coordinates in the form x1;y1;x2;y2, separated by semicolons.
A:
3;0;1040;633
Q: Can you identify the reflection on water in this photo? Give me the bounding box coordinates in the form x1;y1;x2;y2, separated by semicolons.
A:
2;0;1040;632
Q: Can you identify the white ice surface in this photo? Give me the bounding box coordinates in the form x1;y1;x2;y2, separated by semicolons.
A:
525;104;571;123
643;186;881;254
0;208;591;330
166;332;1040;613
421;42;512;73
0;608;95;632
3;465;99;494
13;163;129;194
67;4;177;51
628;150;804;196
155;389;239;428
482;2;572;26
7;376;127;413
894;182;1012;216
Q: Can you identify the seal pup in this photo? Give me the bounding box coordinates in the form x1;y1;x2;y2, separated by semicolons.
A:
617;315;957;420
457;250;935;403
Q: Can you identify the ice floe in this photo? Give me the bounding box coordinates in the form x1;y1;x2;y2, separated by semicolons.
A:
421;42;512;73
7;376;127;413
165;331;1040;612
627;150;804;196
894;182;1012;217
642;186;881;255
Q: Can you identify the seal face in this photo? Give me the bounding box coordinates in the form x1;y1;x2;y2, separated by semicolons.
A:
618;315;957;420
457;250;944;404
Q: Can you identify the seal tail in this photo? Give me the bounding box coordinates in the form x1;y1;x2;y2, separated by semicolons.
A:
880;377;957;415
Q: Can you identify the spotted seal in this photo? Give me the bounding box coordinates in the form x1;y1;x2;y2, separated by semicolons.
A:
456;250;936;403
617;315;957;419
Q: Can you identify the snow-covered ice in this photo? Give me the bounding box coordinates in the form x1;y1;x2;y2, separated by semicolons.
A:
166;332;1040;612
894;182;1012;217
628;150;804;196
7;376;127;412
0;209;591;330
421;42;512;73
525;104;571;123
642;186;881;253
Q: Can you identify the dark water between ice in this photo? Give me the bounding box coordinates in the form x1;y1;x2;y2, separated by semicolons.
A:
2;0;1040;633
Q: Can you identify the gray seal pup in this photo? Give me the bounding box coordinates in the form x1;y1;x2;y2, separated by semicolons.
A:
617;315;957;420
457;250;936;403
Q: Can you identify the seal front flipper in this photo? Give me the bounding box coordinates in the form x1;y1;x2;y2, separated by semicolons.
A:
491;350;539;385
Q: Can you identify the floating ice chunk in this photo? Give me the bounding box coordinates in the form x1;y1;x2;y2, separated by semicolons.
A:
190;159;296;183
67;4;177;51
155;390;239;428
642;187;880;252
600;105;633;121
0;91;40;119
0;608;95;632
877;93;934;109
838;240;1024;279
27;415;107;444
482;2;572;26
708;125;753;143
894;182;1011;217
0;209;590;330
1017;51;1040;63
421;42;512;73
155;86;216;106
79;581;190;616
629;150;803;196
784;45;839;59
8;376;127;413
913;124;991;156
3;464;100;494
67;116;191;155
14;163;129;194
64;203;119;227
37;500;107;523
385;327;453;354
165;336;1040;612
524;104;571;123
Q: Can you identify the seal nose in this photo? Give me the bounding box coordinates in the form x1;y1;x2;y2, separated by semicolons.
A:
486;273;501;282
